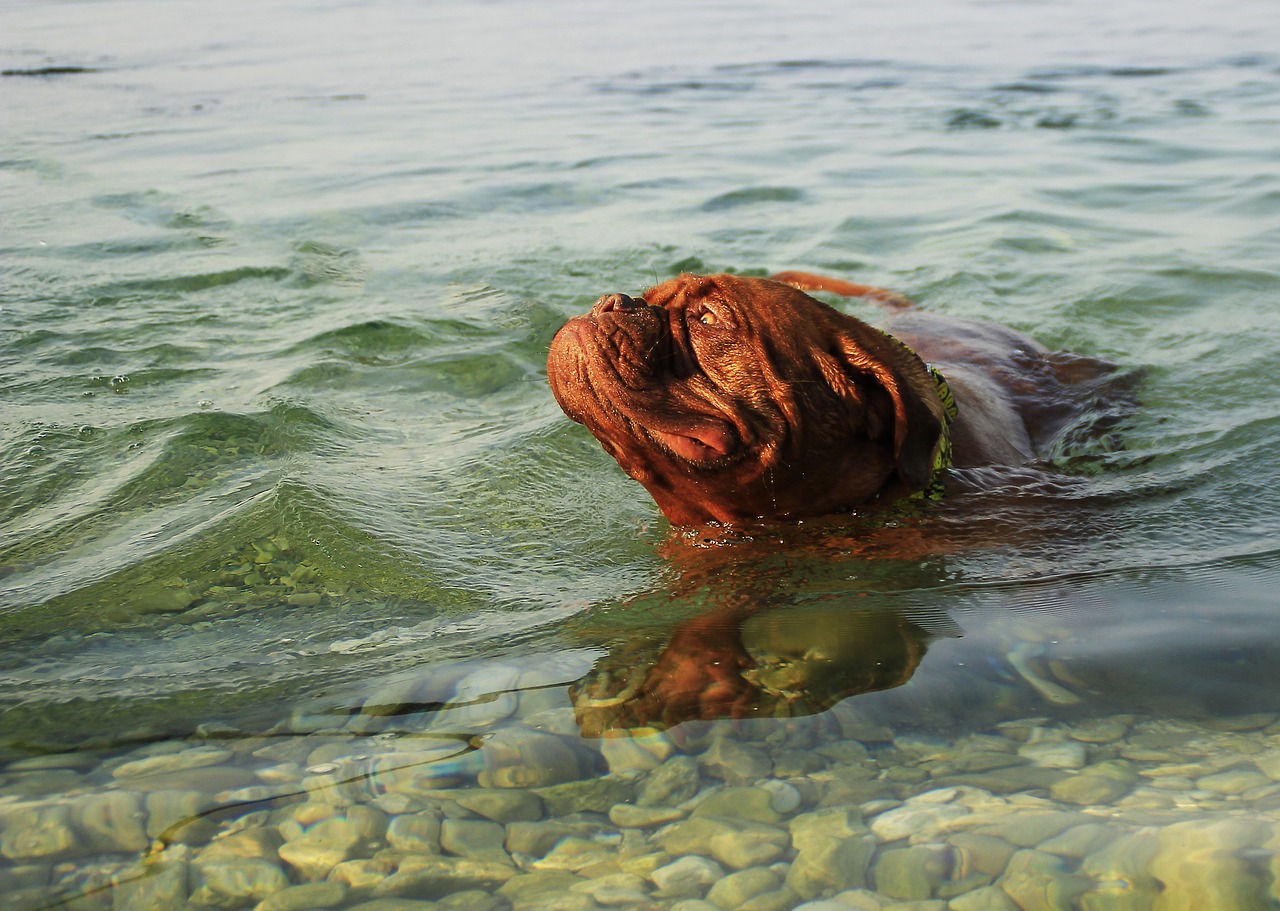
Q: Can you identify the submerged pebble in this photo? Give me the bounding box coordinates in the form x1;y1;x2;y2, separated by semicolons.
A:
0;802;79;861
650;855;726;897
112;742;235;777
869;794;970;842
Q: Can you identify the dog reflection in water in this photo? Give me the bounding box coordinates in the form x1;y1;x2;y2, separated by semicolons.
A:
570;601;950;738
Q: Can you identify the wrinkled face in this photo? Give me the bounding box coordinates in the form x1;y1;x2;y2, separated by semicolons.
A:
547;273;944;526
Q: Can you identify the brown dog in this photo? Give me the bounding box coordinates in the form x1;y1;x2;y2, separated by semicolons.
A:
548;271;1123;527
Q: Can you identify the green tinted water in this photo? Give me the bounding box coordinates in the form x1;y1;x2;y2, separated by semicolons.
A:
4;0;1280;907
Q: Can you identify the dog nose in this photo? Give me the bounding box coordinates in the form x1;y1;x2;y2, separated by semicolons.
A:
593;293;645;315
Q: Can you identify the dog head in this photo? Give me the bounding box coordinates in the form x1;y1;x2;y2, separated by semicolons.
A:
547;273;948;526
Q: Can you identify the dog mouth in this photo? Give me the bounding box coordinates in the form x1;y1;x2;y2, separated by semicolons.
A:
648;420;737;464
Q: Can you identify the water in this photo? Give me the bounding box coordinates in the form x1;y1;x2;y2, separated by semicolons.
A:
4;0;1280;906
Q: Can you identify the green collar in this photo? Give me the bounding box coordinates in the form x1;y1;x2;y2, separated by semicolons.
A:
920;363;958;499
876;329;958;500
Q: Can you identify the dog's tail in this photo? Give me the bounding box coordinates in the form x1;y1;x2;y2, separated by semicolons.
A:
770;271;914;310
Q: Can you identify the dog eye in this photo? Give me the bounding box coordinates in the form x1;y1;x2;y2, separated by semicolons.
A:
694;306;730;328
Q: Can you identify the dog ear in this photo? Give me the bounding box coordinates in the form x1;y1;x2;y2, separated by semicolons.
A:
827;319;949;491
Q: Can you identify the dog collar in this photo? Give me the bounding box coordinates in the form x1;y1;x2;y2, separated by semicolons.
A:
921;363;958;499
877;329;958;500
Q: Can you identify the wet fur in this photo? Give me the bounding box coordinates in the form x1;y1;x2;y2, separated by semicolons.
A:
548;271;1126;527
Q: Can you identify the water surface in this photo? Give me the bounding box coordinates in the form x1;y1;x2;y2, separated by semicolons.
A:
4;0;1280;907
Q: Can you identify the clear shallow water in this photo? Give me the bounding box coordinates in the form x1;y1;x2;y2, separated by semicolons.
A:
4;0;1280;907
